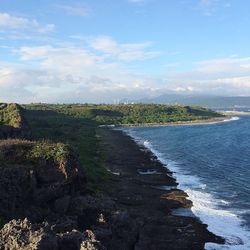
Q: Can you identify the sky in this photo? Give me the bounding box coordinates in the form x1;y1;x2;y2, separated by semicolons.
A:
0;0;250;103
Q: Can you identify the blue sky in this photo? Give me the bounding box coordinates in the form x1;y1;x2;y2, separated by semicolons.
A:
0;0;250;103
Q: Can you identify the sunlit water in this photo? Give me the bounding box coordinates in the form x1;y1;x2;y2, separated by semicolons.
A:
122;116;250;249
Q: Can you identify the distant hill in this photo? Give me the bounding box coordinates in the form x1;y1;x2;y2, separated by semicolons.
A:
137;95;250;108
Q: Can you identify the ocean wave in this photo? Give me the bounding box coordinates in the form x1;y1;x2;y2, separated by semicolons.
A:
122;128;250;250
231;116;240;121
223;116;240;122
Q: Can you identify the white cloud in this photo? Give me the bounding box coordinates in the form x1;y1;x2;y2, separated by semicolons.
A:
58;3;90;16
0;12;55;33
88;36;160;61
3;33;250;103
175;86;194;92
17;45;105;75
3;52;250;103
0;39;164;103
163;56;250;95
0;66;39;103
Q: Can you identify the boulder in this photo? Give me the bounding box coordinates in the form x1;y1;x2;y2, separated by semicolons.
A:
160;190;193;209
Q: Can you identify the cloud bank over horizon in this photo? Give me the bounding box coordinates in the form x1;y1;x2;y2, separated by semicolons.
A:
1;0;250;103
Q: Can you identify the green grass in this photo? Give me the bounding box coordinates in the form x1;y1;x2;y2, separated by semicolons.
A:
27;142;71;165
21;103;223;191
22;106;110;191
0;103;23;128
0;139;73;168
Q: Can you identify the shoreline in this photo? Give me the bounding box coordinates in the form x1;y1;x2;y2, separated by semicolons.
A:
100;116;232;128
122;118;250;250
219;110;250;116
98;127;224;249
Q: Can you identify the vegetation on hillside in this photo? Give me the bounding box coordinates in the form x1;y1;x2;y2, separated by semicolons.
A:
22;106;109;190
25;103;224;125
90;104;223;125
0;103;23;128
0;139;71;167
0;103;223;190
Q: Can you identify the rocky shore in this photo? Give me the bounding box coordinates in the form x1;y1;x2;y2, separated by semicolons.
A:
97;128;224;249
0;104;225;249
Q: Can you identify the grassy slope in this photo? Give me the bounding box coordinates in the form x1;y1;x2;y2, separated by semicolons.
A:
13;104;221;188
0;103;223;227
22;105;109;191
1;103;223;187
23;103;223;182
0;139;72;167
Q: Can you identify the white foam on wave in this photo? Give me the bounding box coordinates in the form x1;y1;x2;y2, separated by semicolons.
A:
224;116;240;122
188;189;250;250
143;140;150;146
185;116;241;126
122;128;250;250
231;116;240;121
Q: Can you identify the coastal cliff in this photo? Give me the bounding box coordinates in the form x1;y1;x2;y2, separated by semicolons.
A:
0;103;225;249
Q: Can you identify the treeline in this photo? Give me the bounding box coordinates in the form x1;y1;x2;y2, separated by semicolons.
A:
26;103;224;125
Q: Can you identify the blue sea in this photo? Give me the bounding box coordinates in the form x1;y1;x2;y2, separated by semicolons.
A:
123;116;250;250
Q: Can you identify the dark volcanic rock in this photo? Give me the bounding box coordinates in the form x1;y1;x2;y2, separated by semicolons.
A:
109;211;139;250
97;128;225;249
134;215;224;250
54;195;71;215
69;195;116;230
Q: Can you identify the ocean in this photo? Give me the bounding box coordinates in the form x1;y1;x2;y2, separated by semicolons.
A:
123;116;250;250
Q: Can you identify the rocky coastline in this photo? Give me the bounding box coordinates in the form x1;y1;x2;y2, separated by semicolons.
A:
0;104;225;249
96;128;224;249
